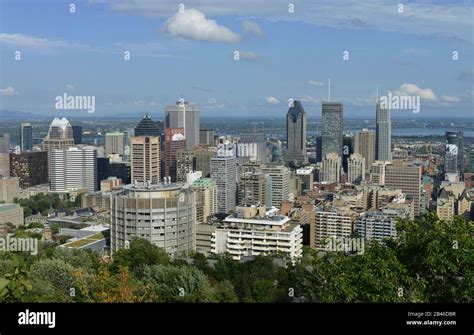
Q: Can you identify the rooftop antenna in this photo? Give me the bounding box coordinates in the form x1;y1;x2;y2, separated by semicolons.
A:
376;85;379;102
328;76;331;102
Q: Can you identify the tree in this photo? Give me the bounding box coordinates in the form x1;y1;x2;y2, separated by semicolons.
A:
0;258;32;302
142;264;213;302
30;258;76;298
390;213;474;302
111;238;170;275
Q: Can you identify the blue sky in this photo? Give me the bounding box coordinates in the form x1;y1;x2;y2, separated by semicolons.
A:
0;0;472;118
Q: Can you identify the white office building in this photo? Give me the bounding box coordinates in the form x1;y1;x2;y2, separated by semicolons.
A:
50;147;97;192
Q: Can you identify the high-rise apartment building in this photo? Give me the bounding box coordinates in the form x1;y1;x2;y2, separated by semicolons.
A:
310;209;353;250
131;136;160;183
238;172;266;206
370;160;389;186
321;102;343;158
176;149;197;182
348;153;365;184
286;100;307;164
354;129;375;173
191;178;217;223
385;161;422;216
210;144;237;214
165;100;200;149
261;165;291;207
20;123;33;152
376;99;392;161
321;153;341;183
50;147;97;192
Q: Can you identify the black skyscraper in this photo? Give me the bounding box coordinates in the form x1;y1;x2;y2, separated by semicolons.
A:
135;114;160;137
72;125;83;144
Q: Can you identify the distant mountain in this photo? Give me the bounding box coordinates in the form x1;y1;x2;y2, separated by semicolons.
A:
0;110;49;120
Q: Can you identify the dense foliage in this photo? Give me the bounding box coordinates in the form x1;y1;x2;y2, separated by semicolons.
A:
0;214;472;303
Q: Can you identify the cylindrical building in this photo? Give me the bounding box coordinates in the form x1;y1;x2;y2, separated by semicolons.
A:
111;182;196;256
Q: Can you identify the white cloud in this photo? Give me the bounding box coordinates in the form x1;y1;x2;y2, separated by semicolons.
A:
442;95;460;103
93;0;473;44
0;33;89;52
308;80;324;86
163;9;240;43
242;20;264;37
0;86;18;96
266;96;279;104
393;83;438;101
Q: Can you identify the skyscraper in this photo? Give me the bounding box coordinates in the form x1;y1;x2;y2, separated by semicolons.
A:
105;132;125;157
321;153;341;183
20;123;33;152
165;99;200;149
131;136;160;183
191;178;218;224
50;147;97;192
0;134;10;153
376;99;392;161
446;131;464;177
210;143;237;214
238;172;266;206
348;153;365;184
9;151;48;188
240;129;267;162
444;144;459;174
42;117;75;152
385;161;422;216
200;129;215;146
286;100;307;164
322;102;343;158
164;128;186;181
261;165;291;207
72;125;82;145
354;129;376;173
134;114;160;137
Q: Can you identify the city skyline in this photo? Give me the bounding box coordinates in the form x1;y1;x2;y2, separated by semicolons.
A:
1;0;472;118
